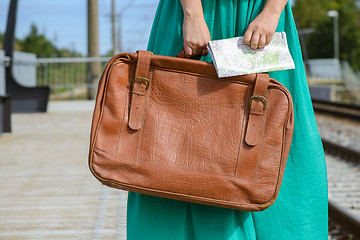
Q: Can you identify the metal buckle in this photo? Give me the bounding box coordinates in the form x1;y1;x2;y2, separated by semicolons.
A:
249;95;267;111
131;77;150;90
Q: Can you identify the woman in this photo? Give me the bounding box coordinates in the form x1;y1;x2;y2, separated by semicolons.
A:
127;0;328;239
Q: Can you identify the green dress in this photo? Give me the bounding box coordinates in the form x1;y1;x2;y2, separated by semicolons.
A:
127;0;328;239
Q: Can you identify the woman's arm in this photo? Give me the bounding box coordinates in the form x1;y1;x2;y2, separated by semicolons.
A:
178;0;287;56
179;0;211;58
244;0;288;49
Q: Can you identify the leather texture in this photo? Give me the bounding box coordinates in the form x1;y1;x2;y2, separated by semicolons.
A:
89;50;294;211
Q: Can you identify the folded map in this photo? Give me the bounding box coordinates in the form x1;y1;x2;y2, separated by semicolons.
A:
207;32;295;78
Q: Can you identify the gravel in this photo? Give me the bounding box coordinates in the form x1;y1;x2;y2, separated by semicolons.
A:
315;113;360;152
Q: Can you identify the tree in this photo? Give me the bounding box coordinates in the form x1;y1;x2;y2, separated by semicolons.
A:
293;0;360;70
18;24;60;57
292;0;328;28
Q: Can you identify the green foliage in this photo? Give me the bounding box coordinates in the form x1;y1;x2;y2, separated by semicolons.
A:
18;24;60;57
293;0;360;70
58;48;83;58
16;23;83;58
1;24;83;57
0;24;83;58
292;0;328;28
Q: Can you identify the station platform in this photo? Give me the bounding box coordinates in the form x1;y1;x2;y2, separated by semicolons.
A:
0;100;127;240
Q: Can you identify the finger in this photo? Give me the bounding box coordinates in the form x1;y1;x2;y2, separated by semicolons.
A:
258;35;266;48
243;30;253;46
265;34;273;46
184;46;193;58
250;33;260;49
177;49;185;58
201;47;209;57
191;46;203;57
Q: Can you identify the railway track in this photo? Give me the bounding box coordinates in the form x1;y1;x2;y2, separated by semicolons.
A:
325;143;360;240
314;100;360;239
328;199;360;240
323;140;360;240
322;140;360;163
312;100;360;121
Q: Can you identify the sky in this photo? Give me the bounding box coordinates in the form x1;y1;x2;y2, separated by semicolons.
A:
0;0;159;56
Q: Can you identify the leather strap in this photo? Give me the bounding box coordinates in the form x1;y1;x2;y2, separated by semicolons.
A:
128;50;152;130
245;74;269;146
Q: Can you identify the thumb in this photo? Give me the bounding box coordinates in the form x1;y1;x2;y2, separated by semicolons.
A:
184;46;193;58
177;49;186;58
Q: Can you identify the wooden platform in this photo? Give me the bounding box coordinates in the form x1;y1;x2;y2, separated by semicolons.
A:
0;101;127;240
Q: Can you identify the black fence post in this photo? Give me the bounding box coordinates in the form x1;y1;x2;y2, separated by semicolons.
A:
4;0;50;113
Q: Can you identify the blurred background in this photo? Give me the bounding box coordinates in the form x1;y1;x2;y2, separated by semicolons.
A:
0;0;158;101
0;0;359;102
0;0;360;239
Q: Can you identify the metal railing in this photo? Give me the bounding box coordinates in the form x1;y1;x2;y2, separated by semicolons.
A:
36;57;111;100
3;54;360;102
341;61;360;104
307;58;360;104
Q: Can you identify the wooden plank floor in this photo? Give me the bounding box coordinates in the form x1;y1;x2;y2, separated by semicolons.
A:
0;101;127;240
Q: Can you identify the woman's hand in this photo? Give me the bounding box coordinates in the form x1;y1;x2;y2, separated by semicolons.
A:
243;0;288;49
178;0;211;58
243;10;280;49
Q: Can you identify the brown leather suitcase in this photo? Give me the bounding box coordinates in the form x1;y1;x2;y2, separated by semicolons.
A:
89;50;294;211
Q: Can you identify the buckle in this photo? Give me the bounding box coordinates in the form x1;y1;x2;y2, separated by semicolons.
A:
249;95;267;111
131;77;150;90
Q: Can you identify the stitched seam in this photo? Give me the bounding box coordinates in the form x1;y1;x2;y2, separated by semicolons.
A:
102;178;272;208
135;69;153;161
253;88;269;180
114;63;136;156
114;88;129;157
93;147;266;179
89;59;122;171
234;86;251;176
